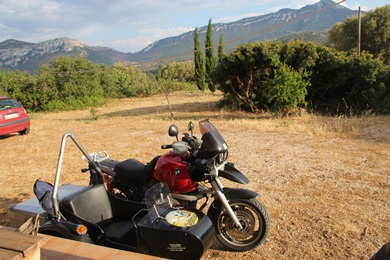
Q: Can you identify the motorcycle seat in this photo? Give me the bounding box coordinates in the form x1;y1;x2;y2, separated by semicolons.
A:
61;184;137;245
114;159;150;183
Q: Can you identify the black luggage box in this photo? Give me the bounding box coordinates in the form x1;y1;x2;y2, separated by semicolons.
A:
136;208;215;260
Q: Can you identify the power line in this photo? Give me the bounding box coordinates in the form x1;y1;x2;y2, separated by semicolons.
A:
223;0;346;46
136;0;347;67
0;0;347;75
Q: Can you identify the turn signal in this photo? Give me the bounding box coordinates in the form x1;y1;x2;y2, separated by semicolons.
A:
76;225;88;235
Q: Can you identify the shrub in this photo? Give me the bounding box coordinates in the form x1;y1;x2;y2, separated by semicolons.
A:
264;63;310;115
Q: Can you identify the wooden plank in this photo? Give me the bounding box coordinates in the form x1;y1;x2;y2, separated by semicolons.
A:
0;229;41;258
0;248;23;260
17;215;39;235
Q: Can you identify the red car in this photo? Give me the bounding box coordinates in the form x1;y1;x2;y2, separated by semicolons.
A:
0;96;30;136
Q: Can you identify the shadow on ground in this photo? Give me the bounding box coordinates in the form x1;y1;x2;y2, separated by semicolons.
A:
100;101;273;121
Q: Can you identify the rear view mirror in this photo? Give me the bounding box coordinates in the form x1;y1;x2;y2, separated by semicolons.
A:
188;121;194;136
168;124;179;141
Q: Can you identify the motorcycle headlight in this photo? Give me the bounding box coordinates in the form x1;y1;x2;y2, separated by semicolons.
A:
188;158;208;181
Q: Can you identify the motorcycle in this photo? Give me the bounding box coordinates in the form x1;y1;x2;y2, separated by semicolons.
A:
84;119;270;251
33;132;215;259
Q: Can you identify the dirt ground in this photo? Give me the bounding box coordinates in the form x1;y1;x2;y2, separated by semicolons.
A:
1;91;389;259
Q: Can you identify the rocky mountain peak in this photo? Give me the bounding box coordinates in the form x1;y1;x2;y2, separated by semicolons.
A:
0;0;358;71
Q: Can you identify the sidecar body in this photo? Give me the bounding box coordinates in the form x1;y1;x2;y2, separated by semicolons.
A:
55;183;215;259
12;183;215;259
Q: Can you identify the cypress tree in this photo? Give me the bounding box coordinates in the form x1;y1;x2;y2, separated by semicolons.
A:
218;34;224;62
205;19;217;92
194;27;205;91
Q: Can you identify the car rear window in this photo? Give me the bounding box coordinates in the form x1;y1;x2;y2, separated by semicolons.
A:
0;99;22;110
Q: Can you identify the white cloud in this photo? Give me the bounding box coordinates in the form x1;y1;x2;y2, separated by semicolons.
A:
1;0;386;52
1;0;290;51
89;26;194;52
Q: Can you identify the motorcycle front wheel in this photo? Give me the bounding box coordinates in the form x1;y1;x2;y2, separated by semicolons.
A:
208;198;270;251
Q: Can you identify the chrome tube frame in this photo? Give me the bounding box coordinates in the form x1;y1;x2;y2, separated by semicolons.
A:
52;132;105;220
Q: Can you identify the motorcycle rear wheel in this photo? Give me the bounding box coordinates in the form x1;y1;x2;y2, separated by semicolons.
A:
208;198;270;251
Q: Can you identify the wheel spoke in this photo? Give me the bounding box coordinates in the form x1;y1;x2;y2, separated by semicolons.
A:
209;198;270;251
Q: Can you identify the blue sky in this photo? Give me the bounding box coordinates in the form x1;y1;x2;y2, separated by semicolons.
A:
0;0;388;53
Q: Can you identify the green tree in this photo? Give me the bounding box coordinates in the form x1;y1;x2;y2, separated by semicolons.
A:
214;40;390;114
98;65;131;98
218;34;225;62
31;70;58;111
41;56;102;98
36;56;104;111
362;64;390;113
213;42;281;112
327;5;390;64
327;22;345;50
112;63;158;96
0;70;36;110
194;27;206;91
205;19;217;92
280;40;319;70
264;63;310;115
157;62;194;82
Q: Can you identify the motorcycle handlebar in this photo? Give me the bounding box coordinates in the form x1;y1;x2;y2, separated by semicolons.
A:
161;133;200;151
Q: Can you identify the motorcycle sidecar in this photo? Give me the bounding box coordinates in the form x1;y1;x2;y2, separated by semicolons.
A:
53;183;214;260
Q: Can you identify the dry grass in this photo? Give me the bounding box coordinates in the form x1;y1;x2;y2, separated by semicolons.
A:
1;91;389;259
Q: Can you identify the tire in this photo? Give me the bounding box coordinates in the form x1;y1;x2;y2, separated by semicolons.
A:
18;128;30;135
208;198;270;251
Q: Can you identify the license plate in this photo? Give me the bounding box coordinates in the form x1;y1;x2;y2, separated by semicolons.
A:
4;113;19;119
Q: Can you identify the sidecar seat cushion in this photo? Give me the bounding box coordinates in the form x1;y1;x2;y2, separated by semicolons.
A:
61;184;136;243
103;219;136;243
62;184;113;223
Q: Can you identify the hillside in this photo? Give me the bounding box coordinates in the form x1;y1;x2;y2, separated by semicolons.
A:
0;38;129;72
0;0;359;72
130;0;357;62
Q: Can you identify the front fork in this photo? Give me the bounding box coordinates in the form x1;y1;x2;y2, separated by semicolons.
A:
210;178;243;229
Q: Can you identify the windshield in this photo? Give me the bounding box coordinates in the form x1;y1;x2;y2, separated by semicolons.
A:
198;119;228;156
145;182;174;223
0;98;22;110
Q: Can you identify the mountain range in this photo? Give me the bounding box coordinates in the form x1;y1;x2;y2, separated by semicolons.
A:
0;0;359;72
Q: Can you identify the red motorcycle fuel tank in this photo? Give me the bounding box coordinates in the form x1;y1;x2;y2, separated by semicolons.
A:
152;151;197;194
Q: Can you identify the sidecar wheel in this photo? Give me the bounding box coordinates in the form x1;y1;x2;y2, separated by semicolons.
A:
208;198;270;251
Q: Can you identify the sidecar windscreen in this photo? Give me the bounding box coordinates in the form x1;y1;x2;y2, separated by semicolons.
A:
145;182;175;223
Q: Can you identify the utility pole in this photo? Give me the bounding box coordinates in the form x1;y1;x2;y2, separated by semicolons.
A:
357;6;361;56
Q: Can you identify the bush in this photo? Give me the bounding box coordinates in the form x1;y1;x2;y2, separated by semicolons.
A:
213;42;281;112
213;40;390;115
361;63;390;113
264;63;310;115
